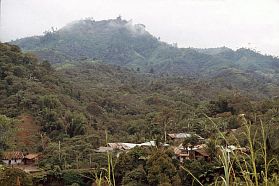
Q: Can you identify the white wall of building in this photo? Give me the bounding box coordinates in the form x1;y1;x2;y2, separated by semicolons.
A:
2;159;23;165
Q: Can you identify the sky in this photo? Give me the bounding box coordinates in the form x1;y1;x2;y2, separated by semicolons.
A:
1;0;279;56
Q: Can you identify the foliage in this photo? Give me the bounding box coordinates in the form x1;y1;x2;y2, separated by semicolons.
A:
2;20;279;185
182;134;200;148
0;115;17;151
0;167;33;186
146;149;181;185
122;165;148;186
11;18;279;98
62;170;85;186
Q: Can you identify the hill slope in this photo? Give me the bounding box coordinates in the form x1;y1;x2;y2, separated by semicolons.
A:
3;41;279;186
12;18;279;76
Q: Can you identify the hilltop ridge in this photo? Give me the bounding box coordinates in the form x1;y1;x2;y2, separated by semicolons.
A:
11;18;279;96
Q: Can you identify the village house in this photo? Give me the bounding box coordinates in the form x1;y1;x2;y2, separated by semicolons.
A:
94;146;114;153
1;151;24;165
174;144;210;162
168;133;204;143
95;141;157;153
1;151;42;166
23;153;40;165
107;141;156;151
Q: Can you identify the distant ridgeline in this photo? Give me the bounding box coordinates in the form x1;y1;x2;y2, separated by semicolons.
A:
11;17;279;74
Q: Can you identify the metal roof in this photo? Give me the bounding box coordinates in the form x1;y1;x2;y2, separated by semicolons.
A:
107;141;156;150
168;133;204;140
24;153;40;160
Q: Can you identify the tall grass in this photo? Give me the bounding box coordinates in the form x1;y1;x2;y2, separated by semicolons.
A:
183;115;279;186
92;130;116;186
105;130;116;186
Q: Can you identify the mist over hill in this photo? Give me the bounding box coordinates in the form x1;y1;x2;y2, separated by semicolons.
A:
12;17;279;76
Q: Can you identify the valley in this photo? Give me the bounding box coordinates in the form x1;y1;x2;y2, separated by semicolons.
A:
1;18;279;186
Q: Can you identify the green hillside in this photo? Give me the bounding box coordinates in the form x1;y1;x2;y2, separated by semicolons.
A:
2;18;279;185
12;18;279;76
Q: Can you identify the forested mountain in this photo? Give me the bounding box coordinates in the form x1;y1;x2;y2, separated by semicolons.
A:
1;41;279;150
2;42;279;185
12;18;279;79
11;17;160;68
2;18;279;186
0;42;229;141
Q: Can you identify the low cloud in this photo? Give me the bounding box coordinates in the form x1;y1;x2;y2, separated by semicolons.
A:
1;0;279;56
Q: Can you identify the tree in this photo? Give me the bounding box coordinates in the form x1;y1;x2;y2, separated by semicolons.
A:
122;165;148;186
115;152;133;183
146;150;181;185
156;109;176;143
180;160;215;185
0;168;33;186
41;109;63;134
0;115;16;151
39;95;61;110
115;147;149;184
63;170;85;186
206;139;216;160
65;112;86;137
41;60;53;71
149;68;155;74
182;134;199;149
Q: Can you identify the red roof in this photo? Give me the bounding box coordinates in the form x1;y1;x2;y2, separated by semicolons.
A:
2;151;24;160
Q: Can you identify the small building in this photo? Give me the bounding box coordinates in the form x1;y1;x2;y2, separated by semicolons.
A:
1;151;24;165
168;133;204;140
174;144;210;162
23;153;40;165
94;147;114;153
107;141;156;151
194;149;210;161
108;143;136;150
95;141;157;153
168;133;204;143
